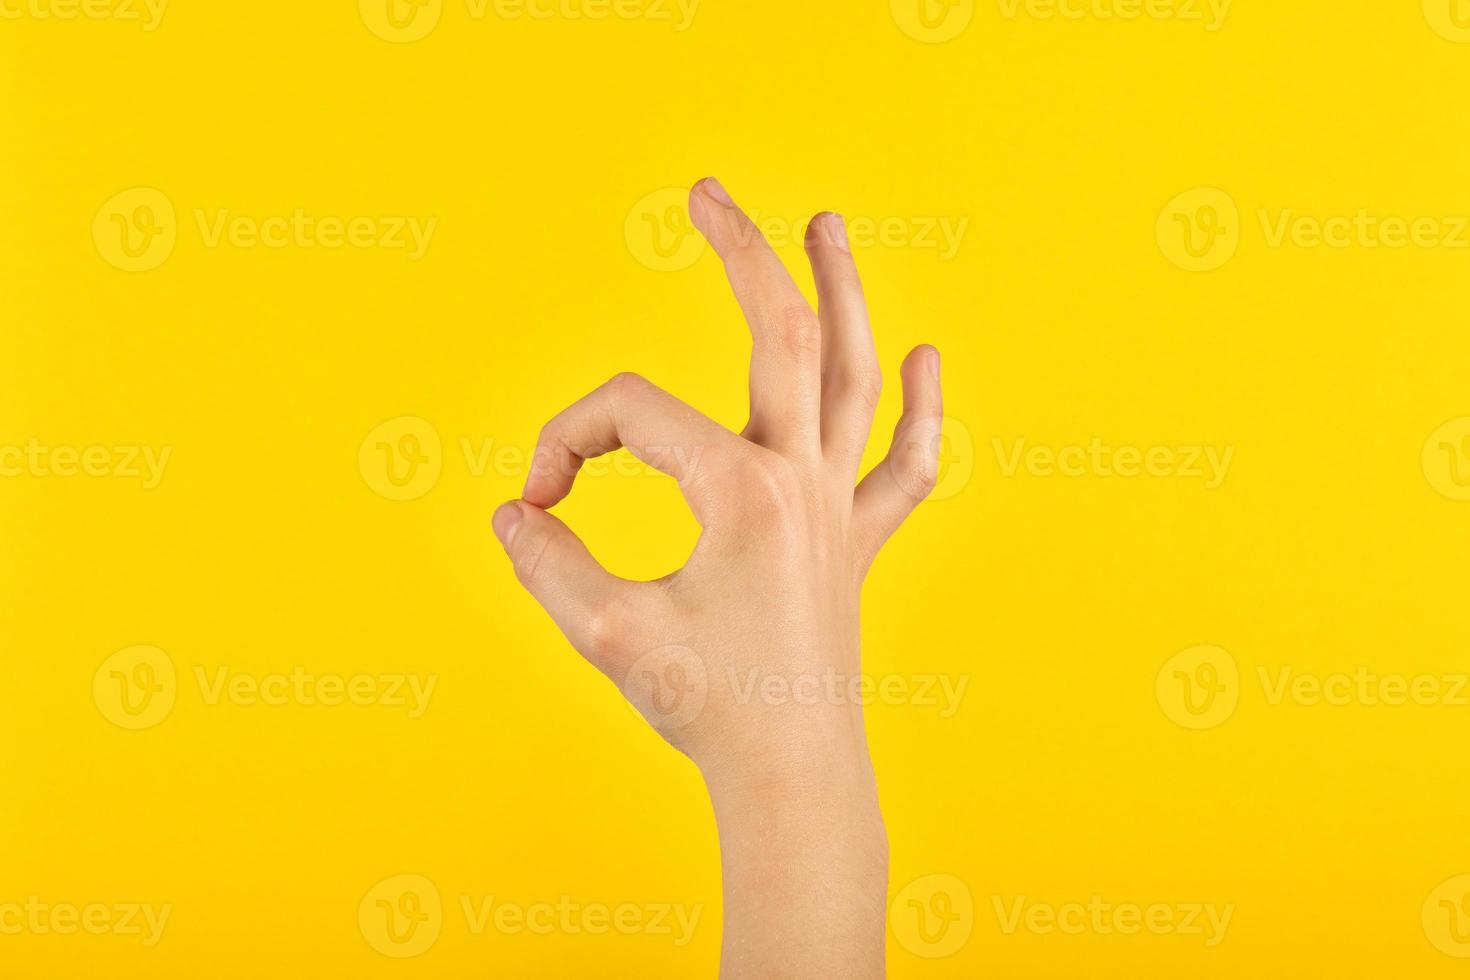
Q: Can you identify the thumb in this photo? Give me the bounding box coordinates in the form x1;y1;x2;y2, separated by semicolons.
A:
851;344;944;570
492;500;650;670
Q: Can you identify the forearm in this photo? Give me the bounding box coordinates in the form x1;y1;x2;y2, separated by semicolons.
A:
704;748;889;980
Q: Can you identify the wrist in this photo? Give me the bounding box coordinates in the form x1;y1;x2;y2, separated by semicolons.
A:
701;743;889;980
699;740;887;856
700;738;875;803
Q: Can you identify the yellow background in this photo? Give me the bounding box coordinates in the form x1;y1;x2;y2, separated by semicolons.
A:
3;0;1470;976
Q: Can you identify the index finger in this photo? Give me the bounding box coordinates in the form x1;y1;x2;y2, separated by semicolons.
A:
689;178;822;457
522;371;749;525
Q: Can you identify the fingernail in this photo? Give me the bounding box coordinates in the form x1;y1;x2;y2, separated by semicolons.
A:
699;177;735;207
492;502;523;549
827;213;849;252
808;212;849;252
927;347;941;379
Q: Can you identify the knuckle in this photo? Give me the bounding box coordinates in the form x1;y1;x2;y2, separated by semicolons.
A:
893;437;939;498
511;528;555;586
530;424;571;478
769;304;820;357
912;457;939;496
605;371;646;395
533;420;560;454
737;450;803;525
581;594;641;664
835;364;883;409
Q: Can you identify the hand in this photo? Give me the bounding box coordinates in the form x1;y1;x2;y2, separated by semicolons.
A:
492;177;944;979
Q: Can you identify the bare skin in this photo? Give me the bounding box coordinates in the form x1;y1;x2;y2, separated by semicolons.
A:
492;177;944;979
